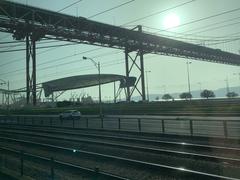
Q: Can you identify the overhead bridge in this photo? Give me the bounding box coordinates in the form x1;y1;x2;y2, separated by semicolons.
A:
0;0;240;105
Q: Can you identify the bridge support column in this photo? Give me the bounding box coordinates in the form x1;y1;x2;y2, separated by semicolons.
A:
26;34;37;105
124;25;146;102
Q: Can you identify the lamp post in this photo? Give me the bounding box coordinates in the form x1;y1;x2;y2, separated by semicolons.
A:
82;56;102;116
186;60;192;96
225;77;230;95
198;82;202;92
233;73;240;95
145;70;151;101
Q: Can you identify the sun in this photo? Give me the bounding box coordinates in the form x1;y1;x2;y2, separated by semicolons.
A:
163;13;180;29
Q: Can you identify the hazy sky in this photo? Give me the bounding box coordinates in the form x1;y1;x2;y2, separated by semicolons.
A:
0;0;240;101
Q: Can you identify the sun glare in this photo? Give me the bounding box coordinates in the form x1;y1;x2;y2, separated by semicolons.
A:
163;13;180;29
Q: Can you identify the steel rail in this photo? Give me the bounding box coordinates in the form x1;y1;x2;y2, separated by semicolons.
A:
0;136;238;180
0;146;128;180
0;129;239;167
1;124;239;153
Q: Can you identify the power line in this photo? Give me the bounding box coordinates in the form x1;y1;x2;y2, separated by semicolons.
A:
179;16;240;35
0;42;79;54
0;0;84;48
12;58;126;85
13;54;159;84
0;0;135;67
0;47;103;76
143;26;240;42
57;0;83;12
143;15;240;40
88;0;135;19
0;42;65;67
1;1;231;83
121;0;196;26
157;7;240;33
193;21;240;35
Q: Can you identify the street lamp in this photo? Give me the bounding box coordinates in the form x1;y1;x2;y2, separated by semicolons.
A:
82;56;102;116
145;70;151;101
233;73;240;95
198;82;202;92
186;60;192;96
225;77;230;94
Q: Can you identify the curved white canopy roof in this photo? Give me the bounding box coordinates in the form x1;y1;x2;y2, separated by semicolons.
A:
42;74;136;97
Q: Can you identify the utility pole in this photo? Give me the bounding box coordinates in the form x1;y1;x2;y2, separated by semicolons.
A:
186;60;192;96
145;70;151;101
198;82;202;92
225;77;230;95
233;73;240;95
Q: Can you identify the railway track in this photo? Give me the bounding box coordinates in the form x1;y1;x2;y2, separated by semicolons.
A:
0;124;239;156
0;125;239;179
0;128;240;166
0;136;239;180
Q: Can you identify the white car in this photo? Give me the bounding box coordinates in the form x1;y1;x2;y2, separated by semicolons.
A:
59;110;81;119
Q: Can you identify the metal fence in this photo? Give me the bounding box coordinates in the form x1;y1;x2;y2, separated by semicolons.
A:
0;115;239;139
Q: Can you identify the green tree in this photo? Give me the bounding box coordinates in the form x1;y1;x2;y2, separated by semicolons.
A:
162;94;173;101
200;89;215;99
179;92;192;100
226;91;238;98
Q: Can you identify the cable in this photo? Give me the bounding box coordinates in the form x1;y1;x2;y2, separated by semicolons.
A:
0;42;80;53
35;0;196;69
143;27;240;42
57;0;83;12
178;16;240;35
1;1;232;83
0;47;103;76
0;42;66;67
11;58;126;84
121;0;196;26
88;0;135;19
192;21;240;35
0;0;84;48
143;15;240;40
157;7;240;33
0;0;137;69
0;0;135;67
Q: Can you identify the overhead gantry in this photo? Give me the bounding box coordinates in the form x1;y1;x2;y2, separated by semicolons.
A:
0;1;240;105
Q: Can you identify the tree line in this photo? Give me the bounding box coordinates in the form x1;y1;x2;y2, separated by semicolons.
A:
158;90;239;101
